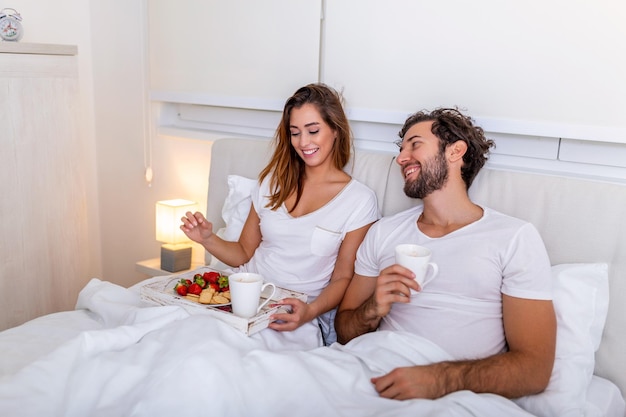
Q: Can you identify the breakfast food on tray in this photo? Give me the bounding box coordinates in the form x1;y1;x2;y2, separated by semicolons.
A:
197;287;231;305
174;271;231;305
198;288;214;304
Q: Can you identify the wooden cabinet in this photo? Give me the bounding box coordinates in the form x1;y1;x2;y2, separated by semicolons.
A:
0;43;92;330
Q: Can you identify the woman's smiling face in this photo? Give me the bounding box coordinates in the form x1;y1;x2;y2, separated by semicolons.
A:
289;103;337;168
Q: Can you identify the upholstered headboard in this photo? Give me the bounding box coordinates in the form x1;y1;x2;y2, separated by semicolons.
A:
205;137;626;398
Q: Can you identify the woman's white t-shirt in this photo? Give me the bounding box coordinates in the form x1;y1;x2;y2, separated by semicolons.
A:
239;177;380;299
355;204;552;360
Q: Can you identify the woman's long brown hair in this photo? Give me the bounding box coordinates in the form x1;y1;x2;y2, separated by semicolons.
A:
258;83;352;212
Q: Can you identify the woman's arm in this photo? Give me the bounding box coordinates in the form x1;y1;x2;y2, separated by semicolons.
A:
181;204;262;267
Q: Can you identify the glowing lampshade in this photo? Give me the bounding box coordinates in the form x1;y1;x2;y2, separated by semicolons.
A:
155;199;198;272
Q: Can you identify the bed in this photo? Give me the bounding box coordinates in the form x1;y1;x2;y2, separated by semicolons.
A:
0;137;625;417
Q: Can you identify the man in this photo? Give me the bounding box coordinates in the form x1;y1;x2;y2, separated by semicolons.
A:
335;108;556;401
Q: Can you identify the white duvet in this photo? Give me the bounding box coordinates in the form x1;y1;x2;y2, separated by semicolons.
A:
0;278;536;417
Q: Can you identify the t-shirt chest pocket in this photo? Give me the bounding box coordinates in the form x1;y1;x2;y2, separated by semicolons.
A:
311;226;342;257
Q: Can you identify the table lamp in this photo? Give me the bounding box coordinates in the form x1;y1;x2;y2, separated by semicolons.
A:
155;199;198;272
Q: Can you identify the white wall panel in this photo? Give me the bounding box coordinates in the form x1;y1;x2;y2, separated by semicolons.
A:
323;0;626;142
559;139;626;168
488;134;559;159
149;0;322;100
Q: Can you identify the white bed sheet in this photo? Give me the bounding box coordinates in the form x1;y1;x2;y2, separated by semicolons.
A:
0;309;103;376
0;278;623;417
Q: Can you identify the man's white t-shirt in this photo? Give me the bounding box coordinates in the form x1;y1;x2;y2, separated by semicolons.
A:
239;177;380;299
355;204;552;360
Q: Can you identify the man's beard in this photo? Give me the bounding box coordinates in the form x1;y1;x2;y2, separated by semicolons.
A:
403;151;449;199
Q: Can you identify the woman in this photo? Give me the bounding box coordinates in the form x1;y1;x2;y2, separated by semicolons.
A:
181;83;379;345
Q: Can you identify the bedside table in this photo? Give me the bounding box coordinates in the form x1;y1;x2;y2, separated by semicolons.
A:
135;258;205;277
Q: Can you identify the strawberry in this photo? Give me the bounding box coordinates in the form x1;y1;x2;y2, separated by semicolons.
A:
180;278;192;287
188;283;202;295
175;282;188;296
217;275;229;291
203;271;220;285
194;276;207;289
208;282;219;292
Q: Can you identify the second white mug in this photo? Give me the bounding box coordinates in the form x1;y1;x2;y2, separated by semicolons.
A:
394;244;439;290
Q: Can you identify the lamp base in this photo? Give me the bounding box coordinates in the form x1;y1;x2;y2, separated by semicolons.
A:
160;244;192;272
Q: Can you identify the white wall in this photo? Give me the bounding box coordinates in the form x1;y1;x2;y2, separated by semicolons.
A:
148;0;321;99
323;0;626;139
146;0;626;144
89;0;215;287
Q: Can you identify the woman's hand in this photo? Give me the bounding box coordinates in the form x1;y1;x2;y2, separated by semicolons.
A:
267;298;314;332
180;211;214;245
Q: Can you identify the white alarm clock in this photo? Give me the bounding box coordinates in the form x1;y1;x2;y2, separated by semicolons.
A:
0;8;23;42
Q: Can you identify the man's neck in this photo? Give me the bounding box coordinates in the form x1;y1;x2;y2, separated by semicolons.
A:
418;185;483;238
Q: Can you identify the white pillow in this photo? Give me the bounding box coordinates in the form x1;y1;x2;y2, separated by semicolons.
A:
208;175;257;269
219;175;257;241
514;263;609;417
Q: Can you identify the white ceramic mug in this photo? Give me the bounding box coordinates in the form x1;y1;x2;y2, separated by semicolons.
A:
394;244;439;290
228;272;277;318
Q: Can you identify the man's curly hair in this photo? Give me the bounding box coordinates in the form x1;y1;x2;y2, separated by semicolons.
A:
397;107;495;189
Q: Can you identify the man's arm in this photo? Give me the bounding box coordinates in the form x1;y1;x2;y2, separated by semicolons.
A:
371;295;557;399
335;274;379;344
335;265;419;344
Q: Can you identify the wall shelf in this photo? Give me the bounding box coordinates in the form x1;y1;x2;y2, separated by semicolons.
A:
0;42;77;56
